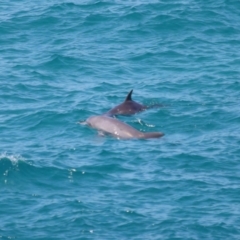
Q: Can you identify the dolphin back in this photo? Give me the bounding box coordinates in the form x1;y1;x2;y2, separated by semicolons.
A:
86;115;164;139
141;132;164;139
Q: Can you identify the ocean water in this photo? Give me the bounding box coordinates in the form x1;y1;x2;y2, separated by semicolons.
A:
1;0;240;239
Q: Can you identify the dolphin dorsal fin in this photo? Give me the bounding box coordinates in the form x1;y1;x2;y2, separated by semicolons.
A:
125;89;133;101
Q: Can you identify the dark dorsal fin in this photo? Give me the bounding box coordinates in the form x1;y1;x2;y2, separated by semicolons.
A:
125;89;133;101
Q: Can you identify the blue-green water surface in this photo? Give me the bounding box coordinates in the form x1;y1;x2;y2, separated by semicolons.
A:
1;0;240;239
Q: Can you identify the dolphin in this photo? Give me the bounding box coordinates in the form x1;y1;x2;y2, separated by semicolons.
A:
106;90;162;116
85;115;164;139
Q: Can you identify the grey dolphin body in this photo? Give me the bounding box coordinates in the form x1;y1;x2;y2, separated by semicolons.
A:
86;115;164;139
106;90;147;116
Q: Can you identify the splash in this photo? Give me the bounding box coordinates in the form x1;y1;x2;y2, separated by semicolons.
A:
0;153;26;184
0;152;25;166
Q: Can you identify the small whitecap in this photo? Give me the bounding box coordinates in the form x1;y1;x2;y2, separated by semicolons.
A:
136;118;143;125
145;123;155;127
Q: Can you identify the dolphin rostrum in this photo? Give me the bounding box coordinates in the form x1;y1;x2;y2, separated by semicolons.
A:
85;115;164;139
106;89;162;116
